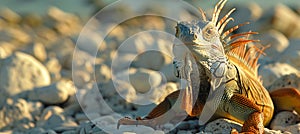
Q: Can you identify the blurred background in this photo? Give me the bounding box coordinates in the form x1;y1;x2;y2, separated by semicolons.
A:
0;0;300;134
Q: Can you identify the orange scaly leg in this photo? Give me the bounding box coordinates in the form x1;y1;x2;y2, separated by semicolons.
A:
229;94;264;134
118;91;189;129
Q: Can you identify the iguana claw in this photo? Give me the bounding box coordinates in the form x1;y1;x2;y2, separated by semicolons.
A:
117;117;136;129
117;117;157;129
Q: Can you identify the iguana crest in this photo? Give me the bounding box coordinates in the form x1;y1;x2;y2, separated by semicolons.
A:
200;0;266;80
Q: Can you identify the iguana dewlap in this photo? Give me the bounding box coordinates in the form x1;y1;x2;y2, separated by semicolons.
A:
118;0;300;133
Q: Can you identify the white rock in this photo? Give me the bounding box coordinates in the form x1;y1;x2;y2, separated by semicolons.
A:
226;3;263;32
27;101;44;120
272;4;300;38
63;98;81;116
37;106;77;130
22;13;43;27
285;123;300;134
159;63;179;82
204;118;242;134
264;128;284;134
73;71;91;89
177;130;192;134
40;106;64;119
111;53;136;73
259;63;299;88
47;7;82;36
95;63;111;84
257;30;289;60
80;86;114;115
36;27;58;44
47;7;79;24
279;39;300;70
22;42;47;62
26;127;46;134
0;47;6;59
47;38;74;69
0;42;16;57
151;82;178;104
113;124;155;134
28;80;74;104
0;8;21;23
44;114;65;129
0;52;50;105
268;73;300;92
45;57;62;81
0;98;33;130
99;80;117;97
113;68;178;105
0;27;31;44
132;51;166;71
116;31;173;71
129;68;163;93
270;111;300;131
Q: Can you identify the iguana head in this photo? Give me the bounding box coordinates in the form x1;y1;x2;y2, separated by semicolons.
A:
174;0;235;77
175;20;225;62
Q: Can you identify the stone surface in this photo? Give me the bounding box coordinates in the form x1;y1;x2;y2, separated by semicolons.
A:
268;73;300;92
27;101;44;120
278;39;300;70
285;124;300;134
22;42;47;62
0;45;8;59
47;38;75;69
0;8;21;23
259;63;299;88
256;30;289;60
0;52;50;105
151;82;178;104
0;98;33;130
132;51;166;71
80;85;114;115
26;127;46;134
264;128;285;134
129;68;163;93
45;57;62;81
272;4;300;38
95;63;111;84
0;27;31;45
37;106;78;130
22;13;43;27
204;118;242;134
159;63;179;82
226;2;263;32
47;7;82;36
28;80;74;104
110;53;136;73
270;111;300;131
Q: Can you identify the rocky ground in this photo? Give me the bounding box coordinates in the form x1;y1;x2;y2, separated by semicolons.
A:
0;1;300;134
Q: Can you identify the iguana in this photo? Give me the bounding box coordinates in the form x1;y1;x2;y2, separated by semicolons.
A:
117;0;300;133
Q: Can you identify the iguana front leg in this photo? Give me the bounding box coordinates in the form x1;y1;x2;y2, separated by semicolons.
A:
228;94;264;134
118;91;190;129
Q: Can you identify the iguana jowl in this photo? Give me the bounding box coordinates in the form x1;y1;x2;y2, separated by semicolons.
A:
118;0;300;133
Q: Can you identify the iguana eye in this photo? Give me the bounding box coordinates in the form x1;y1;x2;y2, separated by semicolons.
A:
206;28;213;35
202;25;216;41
